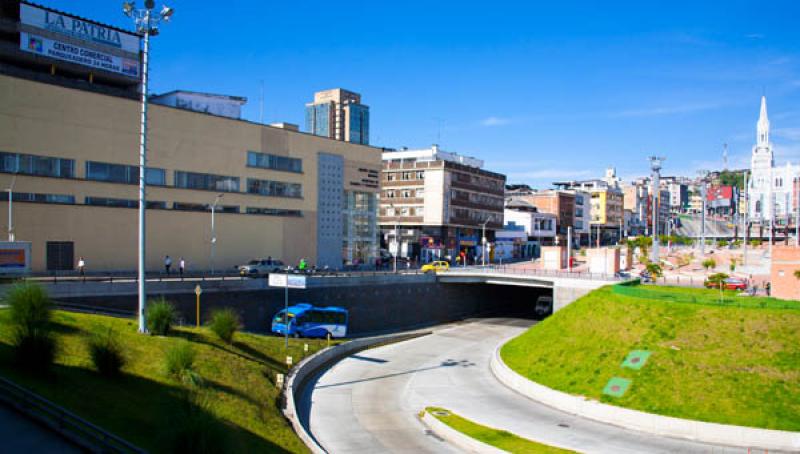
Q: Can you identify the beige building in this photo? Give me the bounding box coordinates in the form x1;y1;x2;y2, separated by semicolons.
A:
0;73;382;272
379;146;505;263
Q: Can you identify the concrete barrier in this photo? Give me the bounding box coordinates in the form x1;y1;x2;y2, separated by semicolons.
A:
419;410;506;454
283;331;432;453
490;341;800;451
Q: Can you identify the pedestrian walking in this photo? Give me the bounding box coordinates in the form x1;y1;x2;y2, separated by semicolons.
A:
765;281;771;297
164;255;172;275
77;256;85;281
179;257;185;280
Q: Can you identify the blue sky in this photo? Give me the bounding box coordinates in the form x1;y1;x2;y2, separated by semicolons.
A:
39;0;800;187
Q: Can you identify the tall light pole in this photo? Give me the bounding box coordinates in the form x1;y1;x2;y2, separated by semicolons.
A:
649;156;665;263
743;171;748;265
388;203;398;273
124;0;174;333
210;193;223;275
6;174;16;242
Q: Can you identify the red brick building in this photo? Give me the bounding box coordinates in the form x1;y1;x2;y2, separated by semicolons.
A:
770;246;800;300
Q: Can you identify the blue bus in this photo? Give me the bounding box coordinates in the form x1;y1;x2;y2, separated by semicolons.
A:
271;303;349;338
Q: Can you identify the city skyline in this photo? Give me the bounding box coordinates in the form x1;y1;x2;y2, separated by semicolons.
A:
36;0;800;187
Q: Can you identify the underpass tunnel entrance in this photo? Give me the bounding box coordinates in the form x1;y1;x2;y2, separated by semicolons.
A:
460;283;554;320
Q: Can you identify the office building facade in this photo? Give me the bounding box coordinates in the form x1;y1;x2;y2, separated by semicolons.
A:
305;88;370;145
378;146;505;264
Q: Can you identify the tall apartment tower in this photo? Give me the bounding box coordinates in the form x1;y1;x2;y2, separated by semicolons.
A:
305;88;370;145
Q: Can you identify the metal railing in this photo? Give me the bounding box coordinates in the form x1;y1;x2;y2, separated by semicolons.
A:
439;265;625;281
0;376;145;453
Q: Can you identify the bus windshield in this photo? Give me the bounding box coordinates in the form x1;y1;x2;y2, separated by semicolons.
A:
273;311;295;324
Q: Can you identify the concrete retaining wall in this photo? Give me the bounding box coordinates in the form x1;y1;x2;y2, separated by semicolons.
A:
490;342;800;451
284;331;432;453
420;411;506;454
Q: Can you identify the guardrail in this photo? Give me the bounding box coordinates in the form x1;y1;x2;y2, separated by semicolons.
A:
440;265;624;282
0;376;145;453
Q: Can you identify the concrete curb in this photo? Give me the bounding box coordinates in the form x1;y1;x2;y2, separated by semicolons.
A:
419;410;507;454
283;331;432;453
490;341;800;451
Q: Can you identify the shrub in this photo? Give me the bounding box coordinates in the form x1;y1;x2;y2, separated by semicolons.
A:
87;328;126;377
207;309;240;344
717;239;729;248
165;341;201;386
702;258;716;270
146;298;176;336
729;258;738;273
12;331;56;371
7;283;56;371
7;283;52;334
707;272;729;286
645;263;663;278
750;239;762;247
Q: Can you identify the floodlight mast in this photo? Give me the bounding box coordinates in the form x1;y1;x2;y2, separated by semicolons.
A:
122;1;174;334
649;156;665;263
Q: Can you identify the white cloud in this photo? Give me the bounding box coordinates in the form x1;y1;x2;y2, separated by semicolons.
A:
480;116;512;127
745;33;765;40
607;103;720;118
773;127;800;141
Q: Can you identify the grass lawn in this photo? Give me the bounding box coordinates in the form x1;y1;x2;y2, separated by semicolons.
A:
0;309;337;453
501;285;800;431
425;407;574;453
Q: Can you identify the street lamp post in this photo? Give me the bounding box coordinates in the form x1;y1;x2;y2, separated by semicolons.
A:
6;174;15;242
481;217;490;266
210;193;223;275
123;0;174;333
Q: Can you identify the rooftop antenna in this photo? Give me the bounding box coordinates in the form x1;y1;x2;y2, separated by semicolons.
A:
723;143;728;170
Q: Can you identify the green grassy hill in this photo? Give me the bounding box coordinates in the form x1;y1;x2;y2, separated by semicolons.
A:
0;309;333;453
501;285;800;431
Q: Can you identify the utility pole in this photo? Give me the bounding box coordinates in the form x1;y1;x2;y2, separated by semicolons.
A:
743;171;748;264
698;170;708;256
481;218;490;266
796;175;799;247
210;193;223;275
6;174;16;241
567;226;572;272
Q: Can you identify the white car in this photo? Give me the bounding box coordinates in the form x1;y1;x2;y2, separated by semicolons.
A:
238;259;285;277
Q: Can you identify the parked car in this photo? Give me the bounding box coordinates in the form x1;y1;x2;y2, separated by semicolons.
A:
421;261;450;273
704;277;747;290
238;258;285;277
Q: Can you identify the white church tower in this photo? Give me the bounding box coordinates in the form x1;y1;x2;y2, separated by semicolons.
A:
749;96;796;222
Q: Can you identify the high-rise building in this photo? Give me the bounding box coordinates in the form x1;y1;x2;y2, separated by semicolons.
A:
305;89;370;145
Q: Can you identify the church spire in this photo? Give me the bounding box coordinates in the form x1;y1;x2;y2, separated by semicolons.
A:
757;96;769;146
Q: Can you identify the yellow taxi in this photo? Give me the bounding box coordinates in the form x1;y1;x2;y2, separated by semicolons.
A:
421;260;450;273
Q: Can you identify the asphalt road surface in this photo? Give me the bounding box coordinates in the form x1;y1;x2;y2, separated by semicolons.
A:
304;318;751;453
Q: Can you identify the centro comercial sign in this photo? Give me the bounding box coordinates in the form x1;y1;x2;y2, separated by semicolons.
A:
20;2;140;54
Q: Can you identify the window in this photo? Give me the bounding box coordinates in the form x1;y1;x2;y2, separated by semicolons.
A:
401;172;412;180
402;190;412;198
246;178;302;198
386;207;395;216
386;190;395;198
12;192;74;204
85;197;166;209
387;173;395;181
416;188;424;198
172;202;237;212
174;171;239;192
416;171;425;180
0;152;74;178
86;161;165;185
246;207;302;217
247;151;302;173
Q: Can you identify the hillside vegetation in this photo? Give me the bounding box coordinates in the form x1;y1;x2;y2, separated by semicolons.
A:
501;285;800;431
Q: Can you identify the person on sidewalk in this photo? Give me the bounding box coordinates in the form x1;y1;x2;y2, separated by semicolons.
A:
179;257;185;280
765;281;771;297
77;257;85;281
164;255;172;275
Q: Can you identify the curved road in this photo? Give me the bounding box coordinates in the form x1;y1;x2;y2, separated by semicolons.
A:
303;318;748;453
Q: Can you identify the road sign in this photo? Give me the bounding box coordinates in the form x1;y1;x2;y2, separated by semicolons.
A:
269;273;307;289
194;284;202;296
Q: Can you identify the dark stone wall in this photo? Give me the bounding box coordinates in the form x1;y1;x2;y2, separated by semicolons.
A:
59;283;551;336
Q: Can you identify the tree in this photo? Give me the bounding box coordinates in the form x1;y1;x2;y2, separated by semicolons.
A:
794;269;800;280
702;258;716;271
729;257;737;273
707;272;729;286
646;262;663;278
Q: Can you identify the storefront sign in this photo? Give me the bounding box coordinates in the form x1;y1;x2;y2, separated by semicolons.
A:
20;32;140;77
21;3;140;53
268;273;307;289
0;242;31;275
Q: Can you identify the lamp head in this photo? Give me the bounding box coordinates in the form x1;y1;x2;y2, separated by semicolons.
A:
122;1;135;16
160;5;174;20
